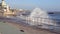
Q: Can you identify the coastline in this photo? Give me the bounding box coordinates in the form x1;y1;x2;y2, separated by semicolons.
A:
0;16;59;34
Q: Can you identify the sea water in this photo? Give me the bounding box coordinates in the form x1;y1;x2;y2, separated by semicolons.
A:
49;14;60;32
49;13;60;25
16;8;60;32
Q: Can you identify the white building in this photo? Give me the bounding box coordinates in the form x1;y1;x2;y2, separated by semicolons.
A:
0;0;10;16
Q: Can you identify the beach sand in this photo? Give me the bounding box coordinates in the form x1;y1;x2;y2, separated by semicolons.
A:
0;22;25;34
5;22;57;34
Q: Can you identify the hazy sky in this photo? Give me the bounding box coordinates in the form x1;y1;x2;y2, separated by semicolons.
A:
0;0;60;11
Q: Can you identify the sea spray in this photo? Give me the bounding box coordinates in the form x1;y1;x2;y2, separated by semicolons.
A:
29;8;56;26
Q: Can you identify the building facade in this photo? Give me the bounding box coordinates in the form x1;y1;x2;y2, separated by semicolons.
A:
0;0;15;17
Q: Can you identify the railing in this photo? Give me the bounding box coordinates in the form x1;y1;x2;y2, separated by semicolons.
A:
0;16;60;33
25;17;59;25
25;17;60;33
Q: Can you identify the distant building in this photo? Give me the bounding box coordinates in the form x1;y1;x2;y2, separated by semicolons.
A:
15;9;31;16
0;0;15;17
0;0;30;17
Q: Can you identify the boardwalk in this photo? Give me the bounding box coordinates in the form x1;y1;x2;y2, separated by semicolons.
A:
0;16;59;34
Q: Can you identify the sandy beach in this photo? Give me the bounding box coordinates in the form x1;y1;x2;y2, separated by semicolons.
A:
5;22;57;34
0;22;25;34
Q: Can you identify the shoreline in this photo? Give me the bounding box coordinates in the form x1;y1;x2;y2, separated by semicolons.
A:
0;16;59;34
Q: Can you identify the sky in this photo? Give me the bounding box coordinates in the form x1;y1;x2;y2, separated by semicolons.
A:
0;0;60;11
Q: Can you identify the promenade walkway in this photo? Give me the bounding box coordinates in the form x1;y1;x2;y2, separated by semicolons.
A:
0;16;59;34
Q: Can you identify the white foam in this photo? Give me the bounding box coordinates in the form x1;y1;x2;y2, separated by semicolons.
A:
30;8;49;18
29;8;56;26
